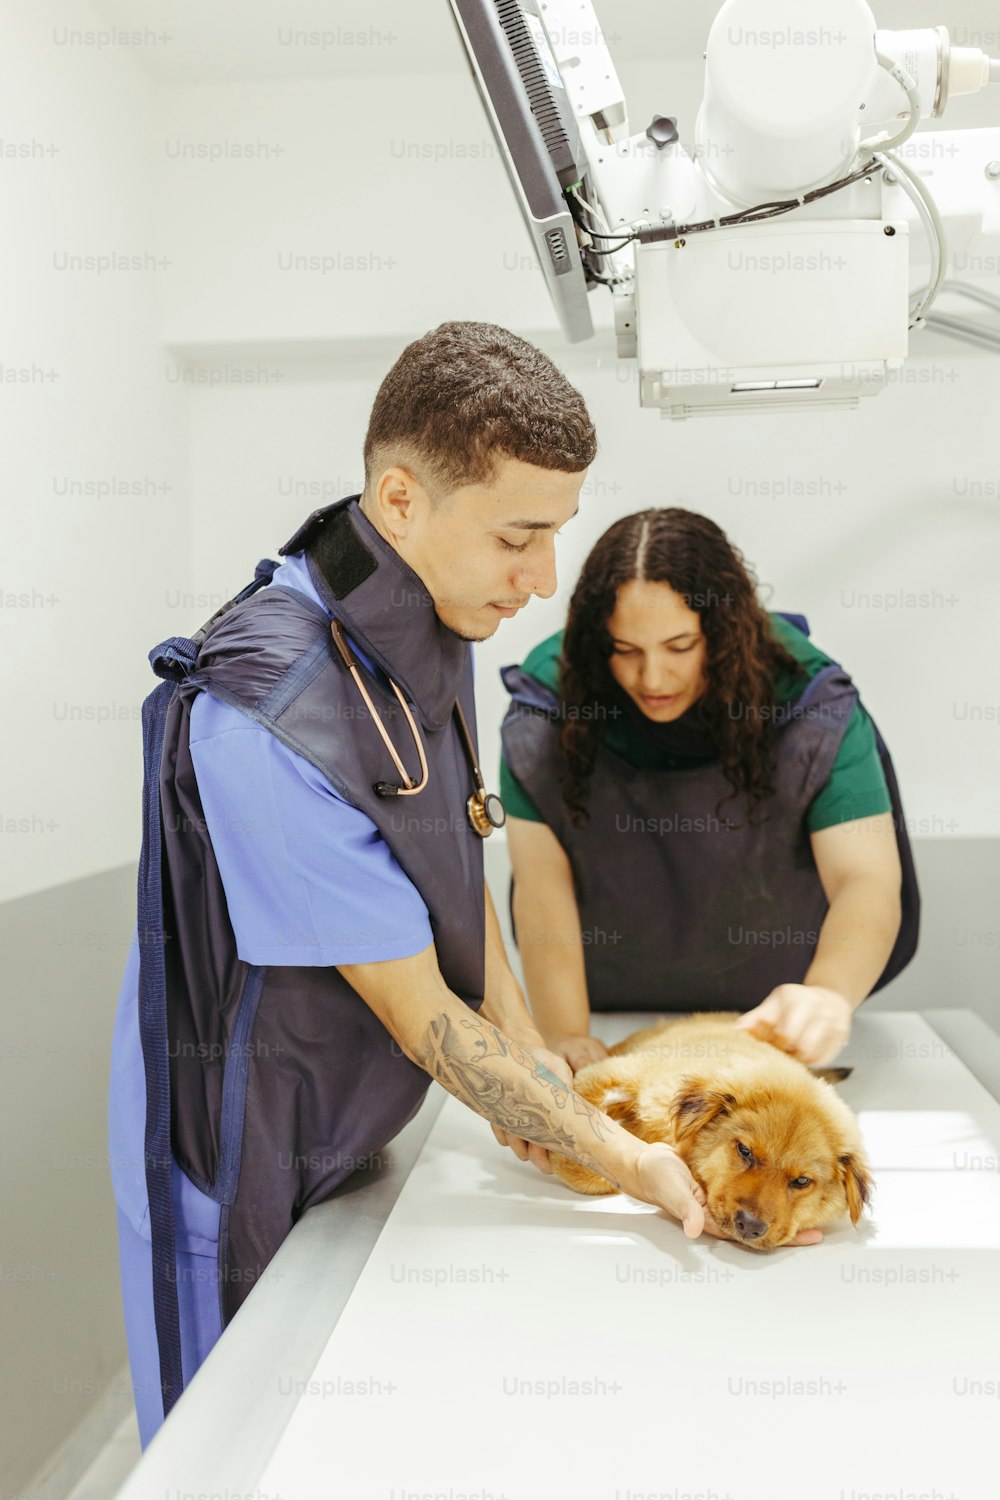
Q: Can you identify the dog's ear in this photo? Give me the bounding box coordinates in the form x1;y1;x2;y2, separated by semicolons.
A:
669;1078;738;1143
838;1152;874;1225
811;1065;853;1084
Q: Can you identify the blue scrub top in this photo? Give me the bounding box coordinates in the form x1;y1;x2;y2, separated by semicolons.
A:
188;551;436;965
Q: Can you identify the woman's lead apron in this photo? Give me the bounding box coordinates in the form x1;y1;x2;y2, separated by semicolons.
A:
501;663;859;1011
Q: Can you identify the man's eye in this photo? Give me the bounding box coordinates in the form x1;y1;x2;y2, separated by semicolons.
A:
498;537;530;553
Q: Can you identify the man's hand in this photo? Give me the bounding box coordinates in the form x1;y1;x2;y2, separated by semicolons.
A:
489;1043;574;1175
734;984;853;1067
631;1142;709;1238
547;1033;610;1075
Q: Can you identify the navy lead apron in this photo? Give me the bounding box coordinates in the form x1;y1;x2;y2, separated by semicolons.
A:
136;497;487;1420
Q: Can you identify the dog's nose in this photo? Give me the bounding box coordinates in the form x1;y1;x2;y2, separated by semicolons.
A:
734;1209;768;1240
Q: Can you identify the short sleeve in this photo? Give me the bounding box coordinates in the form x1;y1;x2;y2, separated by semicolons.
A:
188;691;434;966
806;702;892;834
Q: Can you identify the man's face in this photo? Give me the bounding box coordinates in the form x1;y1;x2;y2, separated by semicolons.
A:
363;456;586;641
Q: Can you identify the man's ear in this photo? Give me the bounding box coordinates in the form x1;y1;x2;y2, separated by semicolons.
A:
668;1078;738;1143
838;1152;874;1225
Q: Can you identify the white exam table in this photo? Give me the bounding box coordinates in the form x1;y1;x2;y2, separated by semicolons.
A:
113;1009;1000;1500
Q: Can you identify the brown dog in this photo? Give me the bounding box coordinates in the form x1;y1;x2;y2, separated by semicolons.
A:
550;1013;872;1250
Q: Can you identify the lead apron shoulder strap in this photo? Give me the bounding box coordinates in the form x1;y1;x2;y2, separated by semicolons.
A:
137;672;184;1417
138;560;279;1422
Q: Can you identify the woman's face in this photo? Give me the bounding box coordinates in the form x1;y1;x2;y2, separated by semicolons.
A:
606;578;708;721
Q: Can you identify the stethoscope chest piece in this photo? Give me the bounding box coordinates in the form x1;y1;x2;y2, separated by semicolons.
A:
467;789;506;838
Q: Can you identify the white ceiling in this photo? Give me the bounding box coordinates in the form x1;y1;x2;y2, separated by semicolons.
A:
89;0;1000;84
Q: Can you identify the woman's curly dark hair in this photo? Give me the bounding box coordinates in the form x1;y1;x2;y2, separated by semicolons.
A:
559;508;806;828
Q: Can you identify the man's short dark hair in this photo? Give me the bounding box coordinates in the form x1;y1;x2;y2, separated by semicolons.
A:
363;320;597;498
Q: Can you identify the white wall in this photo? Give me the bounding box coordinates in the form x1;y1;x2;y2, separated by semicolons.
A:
0;0;190;906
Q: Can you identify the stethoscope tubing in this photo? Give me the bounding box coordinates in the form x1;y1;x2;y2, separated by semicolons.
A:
330;617;494;807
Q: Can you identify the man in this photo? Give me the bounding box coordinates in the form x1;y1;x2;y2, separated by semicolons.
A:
108;321;716;1450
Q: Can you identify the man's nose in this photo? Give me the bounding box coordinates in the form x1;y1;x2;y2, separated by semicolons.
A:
515;547;557;600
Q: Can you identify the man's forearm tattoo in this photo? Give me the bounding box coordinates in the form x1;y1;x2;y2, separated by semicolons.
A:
412;1010;627;1189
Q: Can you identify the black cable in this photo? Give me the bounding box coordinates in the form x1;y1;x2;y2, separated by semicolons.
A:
564;155;885;251
566;190;635;253
577;226;638;248
581;253;623;286
564;192;619;286
711;158;882;230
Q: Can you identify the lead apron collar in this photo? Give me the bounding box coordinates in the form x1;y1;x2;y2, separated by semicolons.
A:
279;494;468;733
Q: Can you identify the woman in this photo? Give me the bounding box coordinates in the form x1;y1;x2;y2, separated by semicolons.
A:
499;508;912;1075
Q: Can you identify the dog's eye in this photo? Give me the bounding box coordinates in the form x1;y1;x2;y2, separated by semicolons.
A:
789;1176;813;1190
735;1141;753;1164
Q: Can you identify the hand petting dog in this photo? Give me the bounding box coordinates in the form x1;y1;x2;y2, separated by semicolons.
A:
734;984;854;1067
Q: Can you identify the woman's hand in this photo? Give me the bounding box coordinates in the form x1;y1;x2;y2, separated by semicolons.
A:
547;1033;610;1074
734;984;853;1067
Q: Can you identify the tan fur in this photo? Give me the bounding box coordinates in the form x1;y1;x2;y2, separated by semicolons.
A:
550;1013;873;1250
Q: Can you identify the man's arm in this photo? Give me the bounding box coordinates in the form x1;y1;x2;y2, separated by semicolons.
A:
477;876;579;1172
334;940;709;1235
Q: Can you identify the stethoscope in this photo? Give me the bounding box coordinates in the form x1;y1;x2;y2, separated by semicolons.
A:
330;618;506;838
